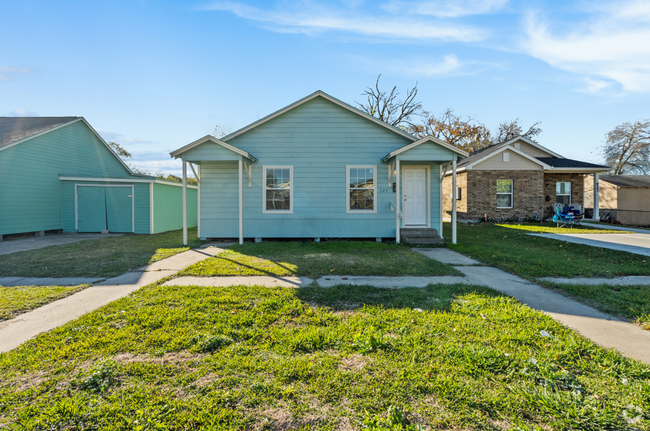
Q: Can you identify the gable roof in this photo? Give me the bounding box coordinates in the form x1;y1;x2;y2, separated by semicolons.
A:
496;136;564;159
0;116;134;174
382;136;468;162
0;116;79;149
599;175;650;187
219;90;417;143
170;135;258;161
456;143;551;170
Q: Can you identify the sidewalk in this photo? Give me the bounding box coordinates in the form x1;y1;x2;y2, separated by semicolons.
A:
0;244;230;353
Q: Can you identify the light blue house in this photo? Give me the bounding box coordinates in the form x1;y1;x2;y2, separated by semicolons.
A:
171;91;466;245
0;116;197;239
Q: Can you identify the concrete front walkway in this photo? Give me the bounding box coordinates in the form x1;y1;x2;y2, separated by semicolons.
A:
0;232;123;256
529;232;650;256
0;277;104;287
539;275;650;286
0;244;230;353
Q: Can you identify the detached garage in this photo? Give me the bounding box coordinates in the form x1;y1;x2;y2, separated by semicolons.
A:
0;116;197;239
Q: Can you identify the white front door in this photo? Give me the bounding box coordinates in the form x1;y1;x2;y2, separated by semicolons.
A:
403;168;427;226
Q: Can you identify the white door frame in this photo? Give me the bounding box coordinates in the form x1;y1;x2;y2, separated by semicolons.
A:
401;165;430;228
75;184;135;233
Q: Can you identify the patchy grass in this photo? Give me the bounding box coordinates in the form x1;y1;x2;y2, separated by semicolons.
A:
1;282;648;430
539;281;650;330
180;241;460;278
497;222;631;234
445;223;650;279
0;285;90;321
0;228;203;278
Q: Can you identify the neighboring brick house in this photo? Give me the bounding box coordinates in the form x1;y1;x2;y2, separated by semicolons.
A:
442;136;610;222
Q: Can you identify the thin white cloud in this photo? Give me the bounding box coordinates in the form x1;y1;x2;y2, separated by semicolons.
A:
97;129;156;145
357;53;498;78
383;0;508;18
5;109;39;117
523;1;650;93
0;66;37;81
202;2;487;42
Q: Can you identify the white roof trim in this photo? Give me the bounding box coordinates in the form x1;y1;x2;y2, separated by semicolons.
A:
464;145;552;170
383;136;468;162
170;134;258;161
59;176;198;188
218;90;417;143
497;136;564;159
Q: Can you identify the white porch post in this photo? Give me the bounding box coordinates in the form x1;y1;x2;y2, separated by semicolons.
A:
197;165;201;239
396;159;401;244
439;164;444;239
182;160;187;246
593;173;600;221
238;159;243;245
452;159;457;244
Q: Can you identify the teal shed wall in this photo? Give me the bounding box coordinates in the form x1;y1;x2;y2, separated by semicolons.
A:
60;181;151;234
195;96;448;239
153;183;197;233
0;120;132;236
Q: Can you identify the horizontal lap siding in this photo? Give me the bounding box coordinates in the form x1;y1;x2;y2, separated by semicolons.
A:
0;121;132;236
153;183;197;233
199;97;421;238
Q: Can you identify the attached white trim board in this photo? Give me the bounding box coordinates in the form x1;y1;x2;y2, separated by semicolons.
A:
74;184;135;233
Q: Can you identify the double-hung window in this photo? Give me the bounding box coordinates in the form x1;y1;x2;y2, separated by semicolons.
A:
496;179;513;208
556;182;571;206
347;166;377;213
263;166;293;213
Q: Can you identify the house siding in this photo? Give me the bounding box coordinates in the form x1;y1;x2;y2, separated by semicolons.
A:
514;141;554;158
0;121;132;236
472;151;543;171
153;183;197;233
195;97;448;239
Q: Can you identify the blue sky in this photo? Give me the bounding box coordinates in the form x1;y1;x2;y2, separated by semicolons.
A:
2;0;649;176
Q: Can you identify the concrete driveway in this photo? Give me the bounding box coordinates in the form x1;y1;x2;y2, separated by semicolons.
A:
0;232;123;256
530;232;650;256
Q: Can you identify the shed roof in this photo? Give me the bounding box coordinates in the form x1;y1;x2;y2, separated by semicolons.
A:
0;116;79;149
599;175;650;187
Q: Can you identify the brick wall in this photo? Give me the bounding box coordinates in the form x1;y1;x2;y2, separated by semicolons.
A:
442;171;467;219
543;173;585;218
443;170;544;220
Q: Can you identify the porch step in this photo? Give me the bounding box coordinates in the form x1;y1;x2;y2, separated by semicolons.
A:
400;228;443;245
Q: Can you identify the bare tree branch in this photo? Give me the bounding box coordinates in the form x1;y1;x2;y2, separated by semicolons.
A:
355;74;422;129
602;120;650;174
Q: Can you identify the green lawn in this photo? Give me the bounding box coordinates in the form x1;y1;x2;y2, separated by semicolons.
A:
445;223;650;279
1;281;648;430
179;241;460;278
496;223;630;234
539;281;650;330
0;228;203;278
0;285;90;321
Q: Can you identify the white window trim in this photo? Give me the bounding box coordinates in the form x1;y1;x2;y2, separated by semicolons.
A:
346;165;378;214
262;165;293;214
556;181;571;205
496;179;513;209
503;152;510;162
